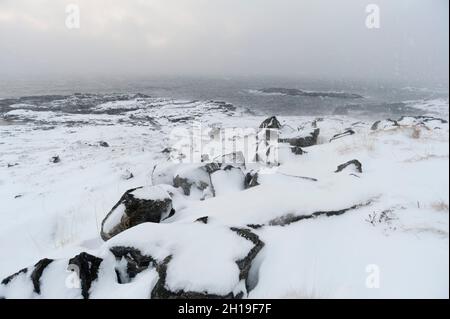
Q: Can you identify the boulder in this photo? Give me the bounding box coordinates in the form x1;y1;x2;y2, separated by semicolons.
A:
173;164;214;199
101;186;174;241
244;171;259;189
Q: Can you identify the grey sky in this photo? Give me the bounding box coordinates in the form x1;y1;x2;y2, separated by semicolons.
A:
0;0;448;84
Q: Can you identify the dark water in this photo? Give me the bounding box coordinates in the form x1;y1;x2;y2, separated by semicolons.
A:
0;76;448;117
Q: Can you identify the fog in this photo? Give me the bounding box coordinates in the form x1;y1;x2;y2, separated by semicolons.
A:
0;0;448;85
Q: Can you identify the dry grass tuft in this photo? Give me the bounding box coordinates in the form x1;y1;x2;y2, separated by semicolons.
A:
431;201;449;212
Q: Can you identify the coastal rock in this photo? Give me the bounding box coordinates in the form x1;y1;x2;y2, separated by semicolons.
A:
101;186;174;241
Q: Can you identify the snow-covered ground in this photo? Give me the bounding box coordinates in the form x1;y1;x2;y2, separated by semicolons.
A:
0;95;448;299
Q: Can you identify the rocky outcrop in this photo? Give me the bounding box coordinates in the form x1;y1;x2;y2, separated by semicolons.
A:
101;186;174;241
267;200;373;226
30;258;53;294
371;119;399;130
329;129;355;142
335;159;363;174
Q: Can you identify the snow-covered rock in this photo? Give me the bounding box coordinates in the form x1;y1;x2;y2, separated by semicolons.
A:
101;186;173;241
1;223;264;299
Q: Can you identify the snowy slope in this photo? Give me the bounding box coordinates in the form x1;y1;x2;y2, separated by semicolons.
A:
0;96;448;299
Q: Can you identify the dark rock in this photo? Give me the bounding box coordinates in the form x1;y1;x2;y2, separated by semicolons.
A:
244;171;259;189
1;268;27;286
98;141;109;147
229;227;265;291
371;119;399;130
110;247;156;283
51;156;60;163
195;216;209;224
259;88;363;99
335;159;363;174
259;116;281;129
279;128;320;148
31;258;53;294
101;186;173;241
68;252;102;299
203;162;221;174
268;200;373;227
329;129;355;142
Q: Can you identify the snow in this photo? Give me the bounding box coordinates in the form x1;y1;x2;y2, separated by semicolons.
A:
102;204;125;233
210;168;245;196
105;222;253;296
130;186;170;201
0;96;448;298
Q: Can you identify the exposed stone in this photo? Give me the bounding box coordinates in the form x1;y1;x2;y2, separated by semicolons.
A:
244;171;259;189
68;252;102;299
101;186;173;241
195;216;209;224
30;258;53;294
259;116;281;129
1;268;27;286
329;129;355;142
279;128;320;148
110;247;156;283
335;159;363;174
267;200;373;226
51;156;60;163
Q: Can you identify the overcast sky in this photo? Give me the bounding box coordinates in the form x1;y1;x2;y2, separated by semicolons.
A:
0;0;448;84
